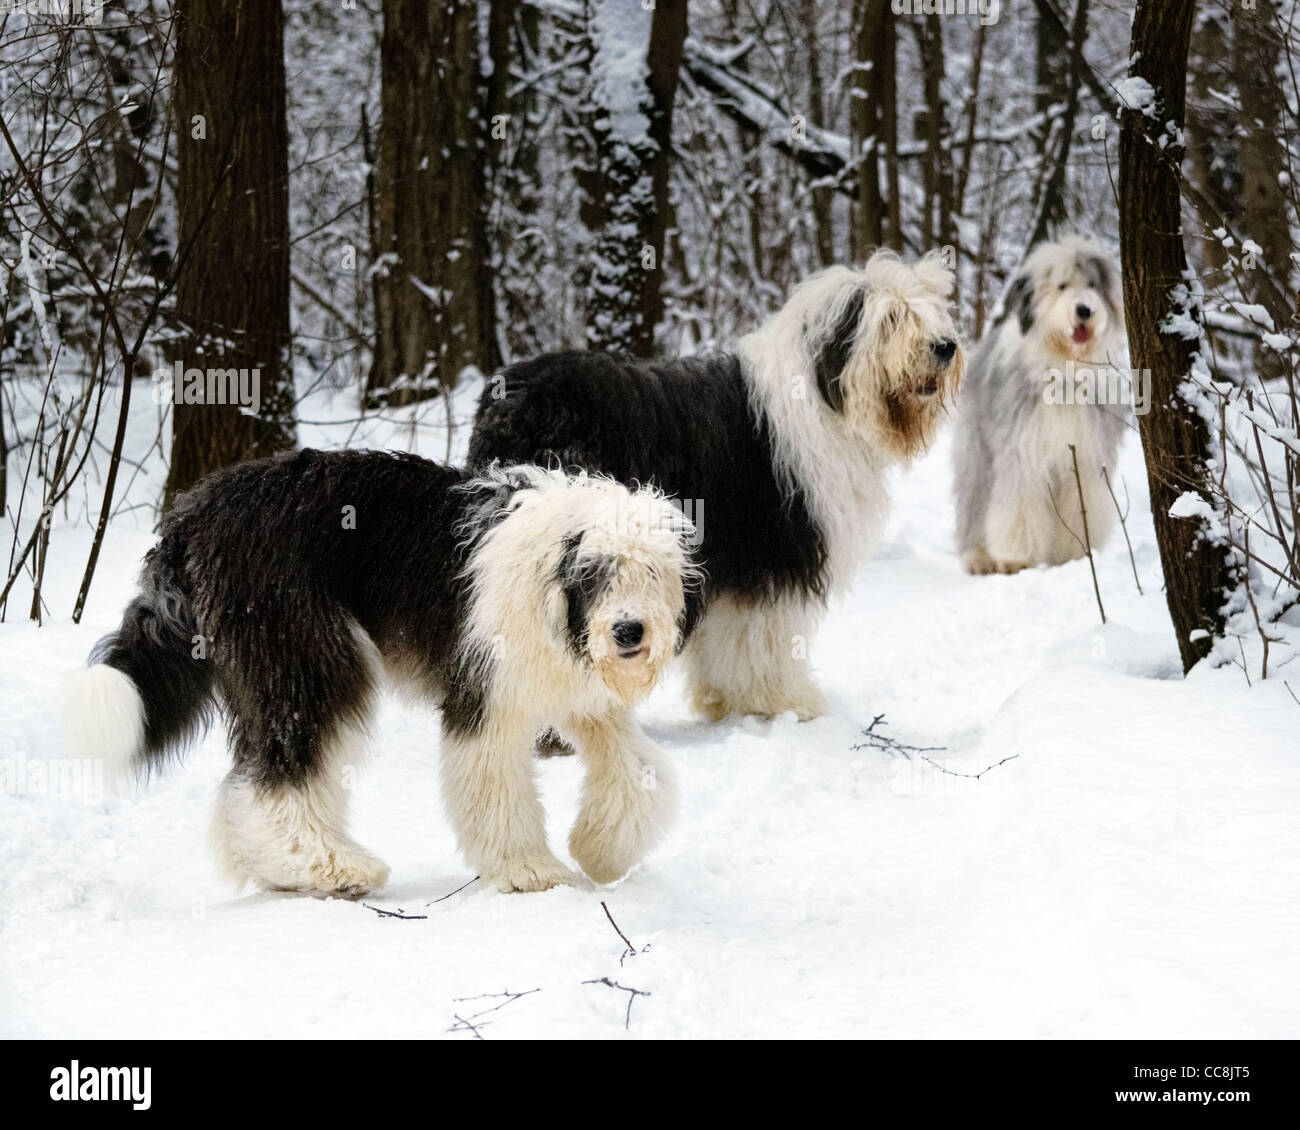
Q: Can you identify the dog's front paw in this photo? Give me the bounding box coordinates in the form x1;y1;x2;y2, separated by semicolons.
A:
689;683;729;723
304;848;390;898
962;547;998;575
570;818;637;886
570;790;670;886
781;685;827;722
485;855;575;893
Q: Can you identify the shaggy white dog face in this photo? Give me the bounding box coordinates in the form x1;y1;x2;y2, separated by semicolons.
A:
745;250;965;461
465;470;695;708
1007;235;1122;363
559;487;694;704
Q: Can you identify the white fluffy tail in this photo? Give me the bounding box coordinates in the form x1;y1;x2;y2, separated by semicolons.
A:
60;664;146;785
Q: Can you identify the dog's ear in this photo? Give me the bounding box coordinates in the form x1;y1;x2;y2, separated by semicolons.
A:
555;531;613;658
1083;251;1122;317
557;530;582;579
914;251;956;298
813;289;865;413
1003;273;1035;335
678;582;706;650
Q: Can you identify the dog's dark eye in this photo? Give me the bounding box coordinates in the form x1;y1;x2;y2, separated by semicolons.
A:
1058;283;1067;291
578;566;605;598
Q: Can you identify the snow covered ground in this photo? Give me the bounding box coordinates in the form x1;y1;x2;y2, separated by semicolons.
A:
2;377;1298;1039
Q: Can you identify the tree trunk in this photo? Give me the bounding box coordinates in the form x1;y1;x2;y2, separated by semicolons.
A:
881;14;901;252
1027;0;1090;251
368;0;494;405
801;0;834;267
720;0;766;278
1119;0;1236;673
917;16;954;254
1186;8;1237;274
582;0;687;356
488;0;544;360
642;0;689;345
954;19;987;216
165;0;295;511
851;0;889;259
1034;0;1070;138
1234;0;1293;371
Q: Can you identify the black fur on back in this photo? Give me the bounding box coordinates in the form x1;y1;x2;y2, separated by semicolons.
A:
468;351;829;618
94;451;541;787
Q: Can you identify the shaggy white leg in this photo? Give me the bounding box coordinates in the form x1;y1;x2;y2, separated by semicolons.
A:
210;728;388;898
685;593;827;721
983;495;1039;575
566;711;677;885
440;714;574;893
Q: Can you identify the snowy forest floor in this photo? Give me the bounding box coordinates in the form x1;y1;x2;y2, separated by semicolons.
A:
2;375;1298;1039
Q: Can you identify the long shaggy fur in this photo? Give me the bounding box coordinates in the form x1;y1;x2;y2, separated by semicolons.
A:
62;450;696;896
469;249;964;721
953;235;1128;574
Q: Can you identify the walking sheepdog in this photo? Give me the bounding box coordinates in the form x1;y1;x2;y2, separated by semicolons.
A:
953;235;1128;574
469;250;964;722
62;450;698;895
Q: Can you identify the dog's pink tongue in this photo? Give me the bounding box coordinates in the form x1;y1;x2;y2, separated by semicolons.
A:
1073;325;1091;344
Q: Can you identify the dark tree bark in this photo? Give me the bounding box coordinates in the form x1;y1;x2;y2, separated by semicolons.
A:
580;0;687;356
880;13;901;252
165;0;295;511
1026;0;1090;251
954;18;987;216
1234;0;1293;362
642;0;689;344
488;0;544;359
719;0;767;278
1186;8;1238;274
916;15;954;253
851;0;889;259
1034;0;1070;147
368;0;494;405
1119;0;1236;673
801;0;834;267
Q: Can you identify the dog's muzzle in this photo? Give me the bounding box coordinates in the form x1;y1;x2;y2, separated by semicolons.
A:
930;338;958;365
612;618;644;659
920;338;958;396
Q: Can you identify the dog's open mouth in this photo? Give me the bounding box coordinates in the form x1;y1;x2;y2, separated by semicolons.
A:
919;376;942;397
617;646;645;661
1072;325;1091;344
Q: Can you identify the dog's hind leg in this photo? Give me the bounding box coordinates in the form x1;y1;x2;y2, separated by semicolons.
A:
684;593;827;721
210;621;389;897
565;710;677;885
440;708;575;893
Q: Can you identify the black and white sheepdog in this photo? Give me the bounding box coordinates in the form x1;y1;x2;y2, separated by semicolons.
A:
63;450;697;895
469;250;964;721
953;235;1128;574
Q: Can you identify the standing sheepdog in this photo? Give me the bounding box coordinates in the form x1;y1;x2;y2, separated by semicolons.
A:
469;250;964;722
62;451;697;895
953;235;1128;574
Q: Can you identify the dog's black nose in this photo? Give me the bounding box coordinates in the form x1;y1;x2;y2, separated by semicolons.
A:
612;620;644;648
931;338;957;364
1076;303;1092;321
